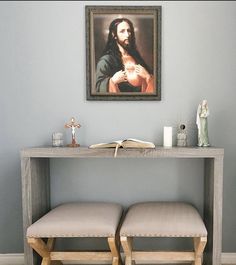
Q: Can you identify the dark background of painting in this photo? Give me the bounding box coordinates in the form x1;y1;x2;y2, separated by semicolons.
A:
93;14;154;73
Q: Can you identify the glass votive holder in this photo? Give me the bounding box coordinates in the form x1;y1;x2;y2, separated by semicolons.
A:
52;132;63;147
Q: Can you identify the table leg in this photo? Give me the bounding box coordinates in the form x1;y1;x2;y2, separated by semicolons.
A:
21;157;50;265
204;156;223;265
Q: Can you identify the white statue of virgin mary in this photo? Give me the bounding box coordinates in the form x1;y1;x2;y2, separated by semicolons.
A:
196;100;210;147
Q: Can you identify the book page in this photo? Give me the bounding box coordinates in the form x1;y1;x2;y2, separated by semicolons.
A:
124;138;153;144
89;140;123;148
89;139;155;149
122;139;155;148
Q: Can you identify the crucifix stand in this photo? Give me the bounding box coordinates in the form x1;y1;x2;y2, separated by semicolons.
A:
65;117;81;147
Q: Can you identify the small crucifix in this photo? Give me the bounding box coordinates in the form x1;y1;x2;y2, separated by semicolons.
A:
65;117;81;147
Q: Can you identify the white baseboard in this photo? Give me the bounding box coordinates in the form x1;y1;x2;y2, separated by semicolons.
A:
0;254;24;265
0;252;235;264
222;253;236;264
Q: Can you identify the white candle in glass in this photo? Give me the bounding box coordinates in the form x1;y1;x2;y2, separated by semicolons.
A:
52;132;64;147
163;126;172;147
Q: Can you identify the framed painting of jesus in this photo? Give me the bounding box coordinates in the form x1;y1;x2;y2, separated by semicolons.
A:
86;6;161;101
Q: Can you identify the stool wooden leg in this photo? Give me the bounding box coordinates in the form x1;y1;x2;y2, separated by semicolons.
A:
193;237;207;265
28;238;51;265
51;262;63;265
42;260;63;265
28;238;63;265
45;239;63;265
41;258;50;265
108;237;121;265
121;236;135;265
42;239;55;265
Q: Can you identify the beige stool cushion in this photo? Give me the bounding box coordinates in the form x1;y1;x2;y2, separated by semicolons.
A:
120;202;207;237
27;202;122;238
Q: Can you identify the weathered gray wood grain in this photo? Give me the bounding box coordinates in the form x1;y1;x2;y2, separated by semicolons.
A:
21;157;50;265
204;156;224;265
21;146;224;158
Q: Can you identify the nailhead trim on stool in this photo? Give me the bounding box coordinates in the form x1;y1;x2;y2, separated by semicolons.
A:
120;202;207;265
27;202;123;265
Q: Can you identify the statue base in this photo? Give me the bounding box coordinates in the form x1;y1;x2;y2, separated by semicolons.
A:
67;143;80;147
198;144;210;147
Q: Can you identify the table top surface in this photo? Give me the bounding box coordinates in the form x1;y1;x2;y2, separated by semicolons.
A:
21;146;224;158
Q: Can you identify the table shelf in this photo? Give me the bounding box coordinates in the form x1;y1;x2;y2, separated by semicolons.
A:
21;146;224;265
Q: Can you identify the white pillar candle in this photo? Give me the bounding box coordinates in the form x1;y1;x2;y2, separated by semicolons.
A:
163;126;172;147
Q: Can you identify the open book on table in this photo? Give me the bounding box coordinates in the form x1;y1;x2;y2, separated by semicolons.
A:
89;138;155;157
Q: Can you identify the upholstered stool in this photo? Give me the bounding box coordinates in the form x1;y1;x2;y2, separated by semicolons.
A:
27;202;123;265
120;202;207;265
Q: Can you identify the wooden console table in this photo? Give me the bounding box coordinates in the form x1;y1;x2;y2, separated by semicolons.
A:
21;147;224;265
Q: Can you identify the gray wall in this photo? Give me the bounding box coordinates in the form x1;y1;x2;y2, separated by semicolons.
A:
0;1;236;253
